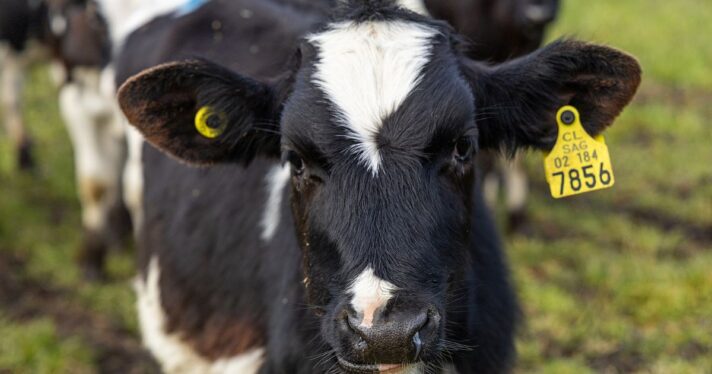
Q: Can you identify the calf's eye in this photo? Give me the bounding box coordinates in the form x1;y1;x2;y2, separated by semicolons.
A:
286;151;306;176
453;137;474;163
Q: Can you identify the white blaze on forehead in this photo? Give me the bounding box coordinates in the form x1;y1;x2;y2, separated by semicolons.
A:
308;21;437;174
349;268;397;328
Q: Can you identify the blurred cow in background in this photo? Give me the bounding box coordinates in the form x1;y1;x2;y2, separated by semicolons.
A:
52;0;239;278
46;0;133;280
0;0;128;279
426;0;560;232
0;0;49;170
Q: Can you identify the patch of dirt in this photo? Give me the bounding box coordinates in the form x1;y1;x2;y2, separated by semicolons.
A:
636;83;712;114
0;252;159;374
587;348;647;373
622;206;712;244
529;181;712;251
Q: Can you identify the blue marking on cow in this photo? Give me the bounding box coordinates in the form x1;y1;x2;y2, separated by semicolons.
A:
177;0;208;16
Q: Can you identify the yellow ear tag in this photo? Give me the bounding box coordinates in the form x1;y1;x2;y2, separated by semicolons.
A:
543;106;615;199
195;106;227;139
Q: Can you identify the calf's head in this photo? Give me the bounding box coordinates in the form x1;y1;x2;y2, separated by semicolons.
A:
118;1;639;371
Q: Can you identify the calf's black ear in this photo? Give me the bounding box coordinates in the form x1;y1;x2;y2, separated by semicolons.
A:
117;60;284;165
463;40;642;152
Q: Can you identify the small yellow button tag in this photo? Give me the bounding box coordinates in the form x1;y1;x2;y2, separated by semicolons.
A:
544;106;615;199
195;106;227;139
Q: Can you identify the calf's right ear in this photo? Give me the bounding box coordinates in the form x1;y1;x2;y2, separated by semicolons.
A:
117;60;285;166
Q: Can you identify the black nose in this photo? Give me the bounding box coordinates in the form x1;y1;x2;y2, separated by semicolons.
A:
336;306;440;365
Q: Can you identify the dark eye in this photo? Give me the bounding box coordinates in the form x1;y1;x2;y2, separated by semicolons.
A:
286;151;305;176
453;137;474;163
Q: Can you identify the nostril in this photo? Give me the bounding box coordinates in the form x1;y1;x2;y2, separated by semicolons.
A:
340;309;370;354
345;312;360;332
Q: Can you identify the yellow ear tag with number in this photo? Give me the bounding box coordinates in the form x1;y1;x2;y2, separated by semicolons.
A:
543;106;615;199
195;106;227;139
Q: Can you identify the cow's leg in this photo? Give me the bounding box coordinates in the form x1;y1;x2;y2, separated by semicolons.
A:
123;124;144;231
59;69;127;280
0;45;34;170
478;152;501;212
502;155;529;233
48;61;68;88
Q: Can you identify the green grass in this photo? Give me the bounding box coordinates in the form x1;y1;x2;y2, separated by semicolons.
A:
550;0;712;89
1;0;711;372
0;316;94;374
509;1;712;372
0;68;145;373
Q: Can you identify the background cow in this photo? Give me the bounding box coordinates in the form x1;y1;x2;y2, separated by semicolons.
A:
39;0;133;280
0;0;129;279
115;0;639;373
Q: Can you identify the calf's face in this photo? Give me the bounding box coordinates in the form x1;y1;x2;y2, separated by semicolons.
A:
281;21;479;370
119;7;639;372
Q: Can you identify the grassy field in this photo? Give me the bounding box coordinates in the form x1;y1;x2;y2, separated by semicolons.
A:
0;0;710;373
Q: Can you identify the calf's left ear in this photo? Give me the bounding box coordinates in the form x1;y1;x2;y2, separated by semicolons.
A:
118;60;285;166
464;40;642;152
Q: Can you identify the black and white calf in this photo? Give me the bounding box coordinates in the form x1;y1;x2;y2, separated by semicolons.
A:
117;0;640;372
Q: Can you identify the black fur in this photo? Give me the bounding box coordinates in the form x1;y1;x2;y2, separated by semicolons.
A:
116;0;640;373
425;0;560;63
0;0;48;52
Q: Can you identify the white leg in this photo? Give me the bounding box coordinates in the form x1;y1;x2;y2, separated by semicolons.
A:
502;155;529;232
123;123;144;231
503;156;528;213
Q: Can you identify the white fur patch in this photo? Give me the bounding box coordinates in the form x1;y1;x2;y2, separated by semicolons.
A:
396;0;430;15
260;164;291;241
349;268;397;328
525;4;552;23
309;21;436;174
136;258;265;374
96;0;187;49
123;124;145;230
